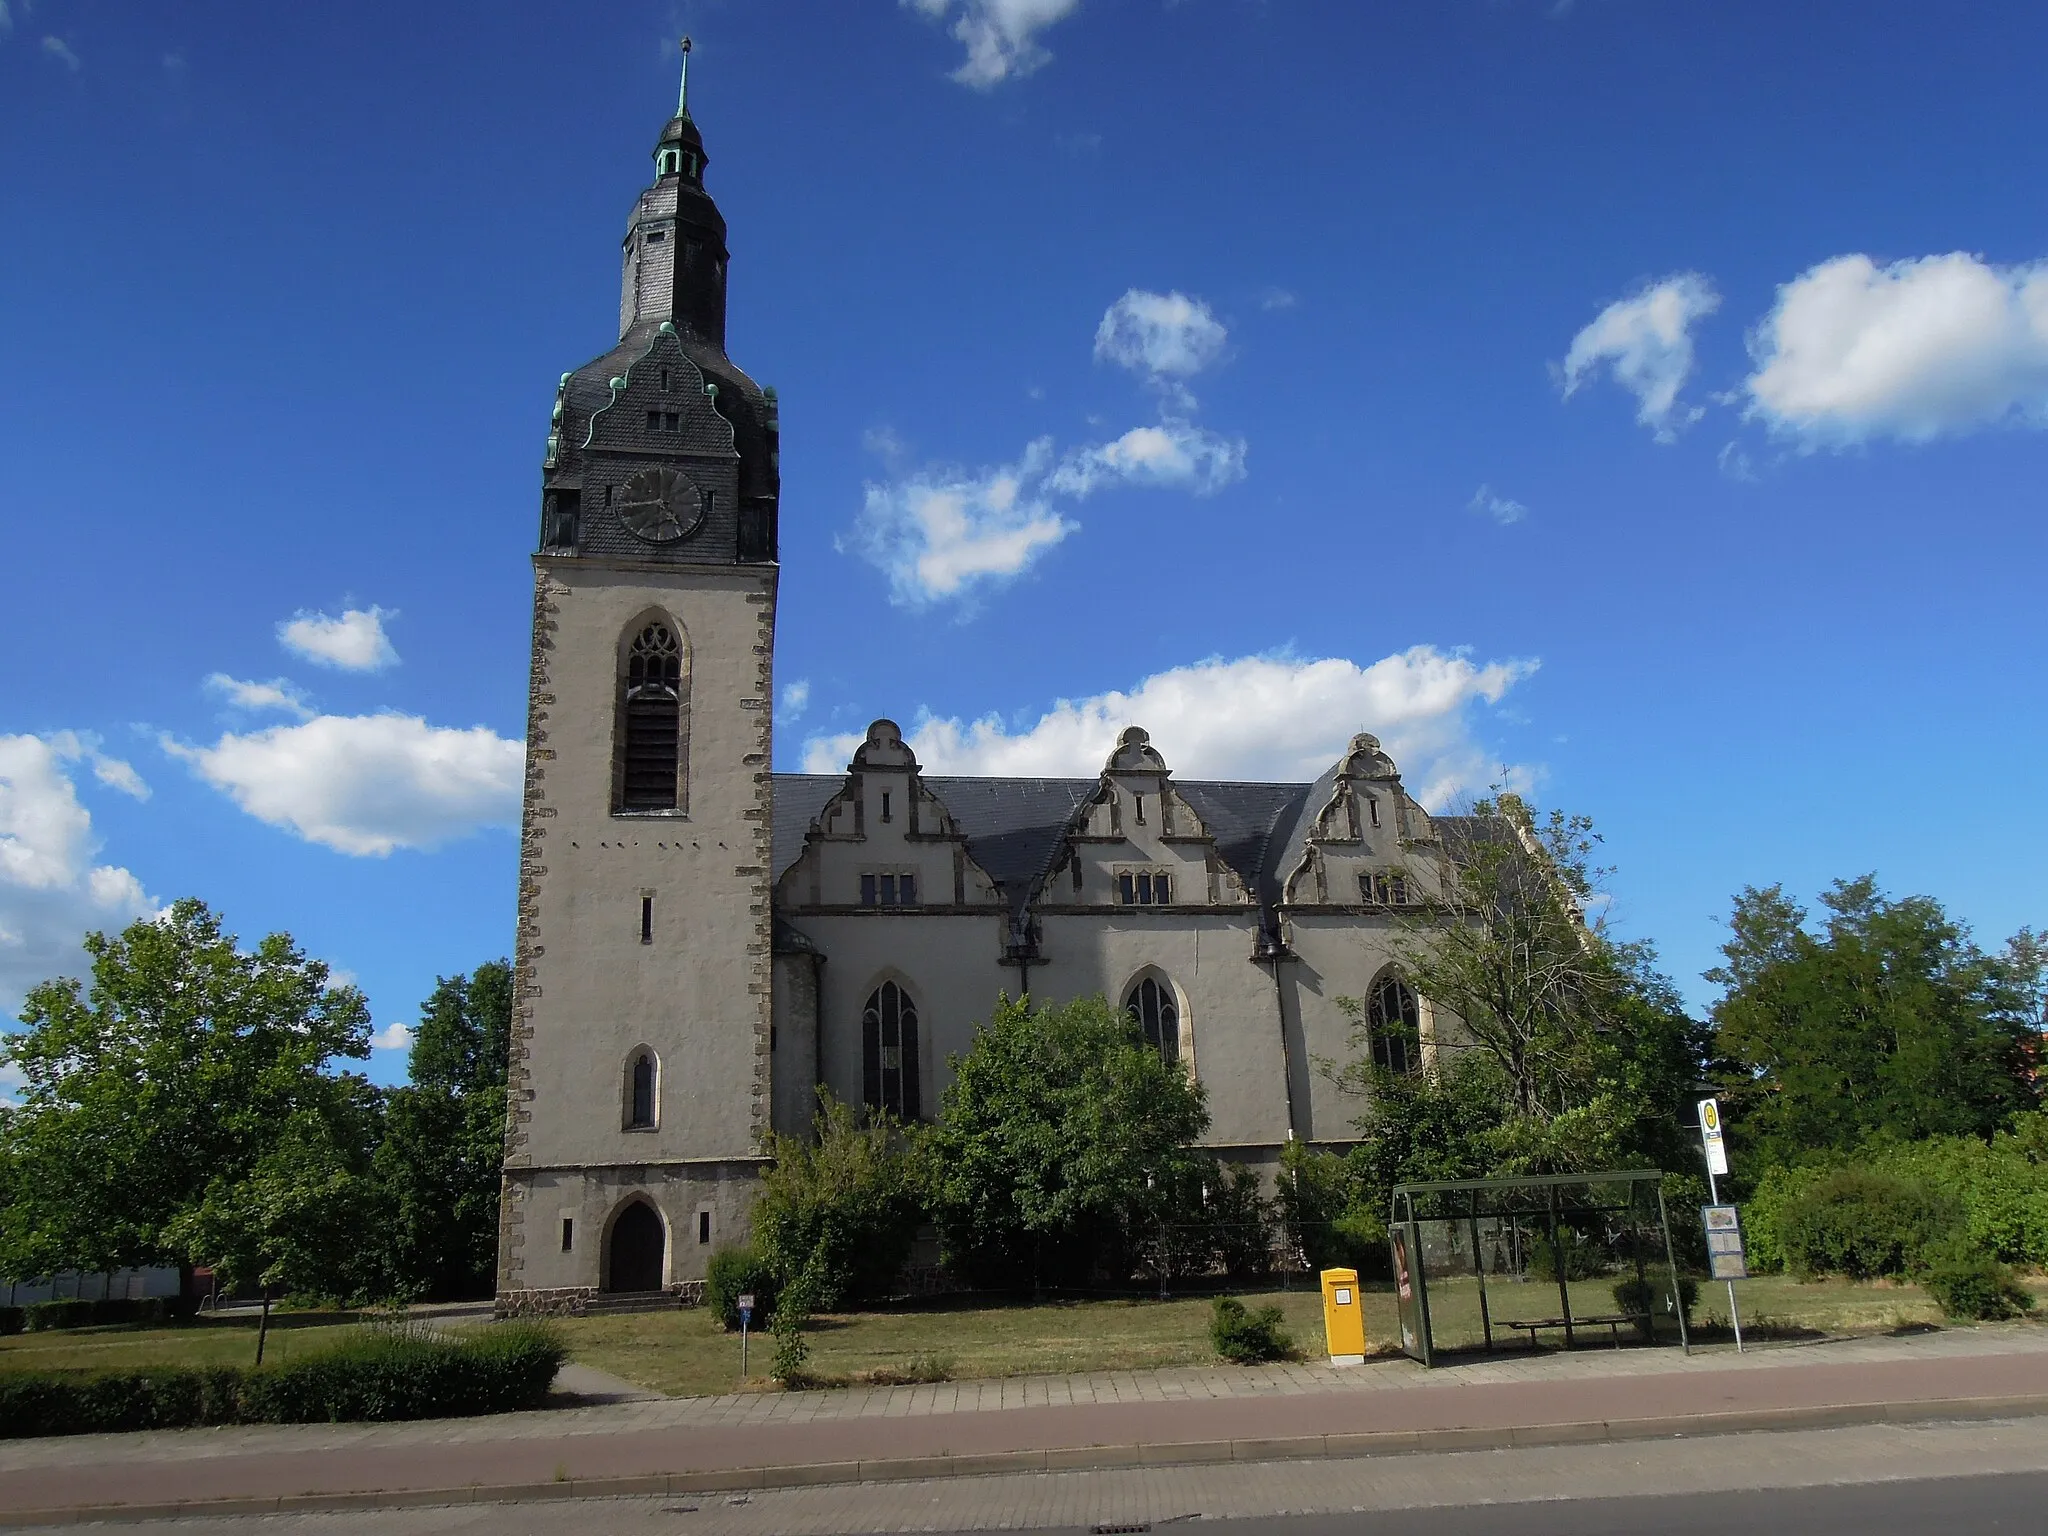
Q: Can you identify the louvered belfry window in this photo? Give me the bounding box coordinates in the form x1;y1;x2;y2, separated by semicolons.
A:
622;623;682;810
861;982;921;1122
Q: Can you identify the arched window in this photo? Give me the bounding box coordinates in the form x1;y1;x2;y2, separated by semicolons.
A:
621;621;683;810
1368;974;1421;1075
1125;976;1180;1064
626;1048;657;1129
861;981;921;1122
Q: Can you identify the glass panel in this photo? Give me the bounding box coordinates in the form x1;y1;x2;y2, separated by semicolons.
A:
880;874;896;906
1119;873;1136;905
1136;873;1153;904
1155;873;1171;904
860;874;877;907
898;873;916;906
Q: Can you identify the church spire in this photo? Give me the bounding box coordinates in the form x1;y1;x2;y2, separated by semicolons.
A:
676;35;693;119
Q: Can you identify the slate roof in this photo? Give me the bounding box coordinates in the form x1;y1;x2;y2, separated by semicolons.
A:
774;772;1323;916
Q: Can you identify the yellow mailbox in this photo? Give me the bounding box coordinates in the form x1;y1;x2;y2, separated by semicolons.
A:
1320;1267;1367;1365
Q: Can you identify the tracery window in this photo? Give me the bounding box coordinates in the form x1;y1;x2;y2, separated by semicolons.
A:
1125;976;1180;1064
861;981;921;1121
626;1048;658;1129
1368;975;1421;1076
620;622;683;810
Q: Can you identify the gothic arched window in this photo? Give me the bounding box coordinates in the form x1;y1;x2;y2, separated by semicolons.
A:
861;981;921;1122
1125;975;1180;1064
626;1048;657;1129
620;621;683;810
1368;974;1421;1075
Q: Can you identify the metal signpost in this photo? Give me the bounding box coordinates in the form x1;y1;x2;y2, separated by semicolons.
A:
737;1292;754;1380
1696;1098;1744;1352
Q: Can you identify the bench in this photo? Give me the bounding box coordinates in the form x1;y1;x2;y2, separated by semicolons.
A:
1501;1313;1648;1348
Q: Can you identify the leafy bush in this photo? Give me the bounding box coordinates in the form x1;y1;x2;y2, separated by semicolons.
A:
1919;1249;2037;1321
0;1323;564;1439
240;1321;563;1423
1613;1274;1699;1337
1276;1142;1357;1269
752;1094;924;1307
1208;1163;1277;1282
923;995;1209;1289
1209;1297;1292;1363
0;1308;22;1337
704;1246;779;1333
1527;1227;1607;1282
1779;1168;1958;1279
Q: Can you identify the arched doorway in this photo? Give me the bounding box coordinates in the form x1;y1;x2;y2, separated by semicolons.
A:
606;1200;665;1293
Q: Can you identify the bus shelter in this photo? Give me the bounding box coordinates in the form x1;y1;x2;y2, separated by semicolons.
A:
1388;1170;1689;1367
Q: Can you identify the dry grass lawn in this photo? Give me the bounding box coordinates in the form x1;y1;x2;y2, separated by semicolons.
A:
550;1271;2048;1397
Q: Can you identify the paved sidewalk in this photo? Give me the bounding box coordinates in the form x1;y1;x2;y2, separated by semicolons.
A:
3;1324;2045;1523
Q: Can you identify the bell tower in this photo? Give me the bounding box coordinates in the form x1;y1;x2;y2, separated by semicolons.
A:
498;41;781;1310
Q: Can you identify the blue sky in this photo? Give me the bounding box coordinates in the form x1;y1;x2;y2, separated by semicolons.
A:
4;0;2045;1081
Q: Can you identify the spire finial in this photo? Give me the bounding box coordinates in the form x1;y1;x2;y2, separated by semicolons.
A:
676;35;693;117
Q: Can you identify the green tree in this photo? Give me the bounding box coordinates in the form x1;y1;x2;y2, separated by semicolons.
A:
0;900;376;1284
923;994;1209;1289
751;1092;924;1307
1709;878;2041;1163
368;961;511;1300
1345;796;1708;1184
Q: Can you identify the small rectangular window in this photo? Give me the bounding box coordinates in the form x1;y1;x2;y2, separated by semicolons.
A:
898;872;916;906
860;873;878;907
660;367;670;391
1134;793;1146;824
1154;873;1171;904
605;484;615;506
880;873;897;906
646;409;661;430
640;895;653;944
646;229;667;243
1390;875;1408;905
1136;873;1154;904
881;790;892;822
1118;872;1136;905
1368;797;1382;828
697;1211;711;1245
665;411;680;431
560;1218;574;1253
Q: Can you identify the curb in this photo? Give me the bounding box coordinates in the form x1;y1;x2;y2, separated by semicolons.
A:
7;1393;2048;1527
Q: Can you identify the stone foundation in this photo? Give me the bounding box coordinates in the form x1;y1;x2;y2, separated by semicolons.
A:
495;1278;707;1319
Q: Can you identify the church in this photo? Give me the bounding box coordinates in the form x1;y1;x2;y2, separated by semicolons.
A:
495;70;1476;1313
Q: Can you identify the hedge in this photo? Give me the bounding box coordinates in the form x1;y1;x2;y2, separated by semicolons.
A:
0;1323;565;1439
22;1297;201;1332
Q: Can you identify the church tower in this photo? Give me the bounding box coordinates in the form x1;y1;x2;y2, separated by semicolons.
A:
498;44;780;1309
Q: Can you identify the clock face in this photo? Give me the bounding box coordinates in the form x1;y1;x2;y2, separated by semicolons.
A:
615;467;703;543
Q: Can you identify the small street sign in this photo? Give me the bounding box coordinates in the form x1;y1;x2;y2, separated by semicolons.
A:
1697;1098;1729;1178
1703;1204;1749;1280
737;1292;755;1313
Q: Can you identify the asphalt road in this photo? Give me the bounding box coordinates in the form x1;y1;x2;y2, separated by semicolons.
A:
77;1417;2048;1536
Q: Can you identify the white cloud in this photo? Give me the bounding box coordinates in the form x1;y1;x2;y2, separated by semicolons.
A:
0;4;13;41
1560;273;1721;441
850;418;1247;606
165;713;522;857
1743;252;2048;445
1467;484;1529;525
40;34;77;70
0;734;159;1012
370;1022;414;1051
278;606;398;672
904;0;1082;89
1258;287;1298;313
206;673;313;719
781;680;811;719
1047;420;1247;498
1095;290;1229;386
89;754;149;801
1716;441;1756;482
847;439;1077;606
803;645;1537;807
